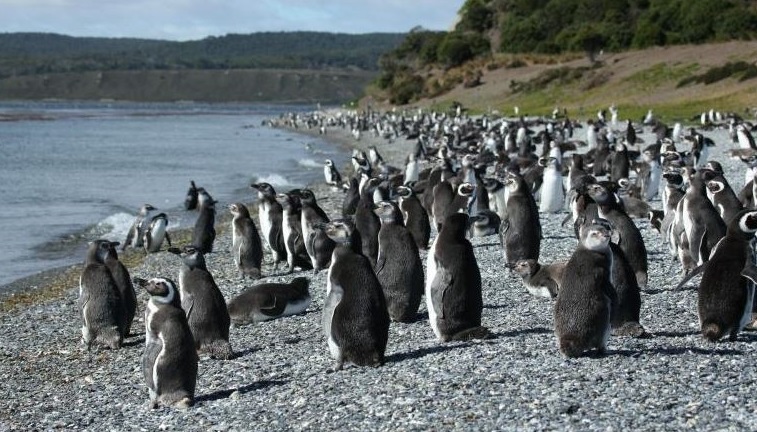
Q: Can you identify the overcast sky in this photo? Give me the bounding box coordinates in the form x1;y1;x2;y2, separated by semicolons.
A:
1;0;462;40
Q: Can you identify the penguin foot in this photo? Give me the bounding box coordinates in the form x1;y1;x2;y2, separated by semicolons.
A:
173;397;193;410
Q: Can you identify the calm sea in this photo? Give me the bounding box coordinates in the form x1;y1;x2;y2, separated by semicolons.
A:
0;101;346;289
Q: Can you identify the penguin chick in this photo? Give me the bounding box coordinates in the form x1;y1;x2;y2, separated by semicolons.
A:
229;203;264;279
136;277;198;410
227;277;311;326
512;259;565;299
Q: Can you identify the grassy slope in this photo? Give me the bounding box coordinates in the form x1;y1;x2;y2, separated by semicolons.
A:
388;41;757;123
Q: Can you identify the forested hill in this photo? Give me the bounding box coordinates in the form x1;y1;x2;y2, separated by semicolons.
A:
0;32;406;78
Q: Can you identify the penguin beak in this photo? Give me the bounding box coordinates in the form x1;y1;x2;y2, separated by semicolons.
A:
250;183;259;190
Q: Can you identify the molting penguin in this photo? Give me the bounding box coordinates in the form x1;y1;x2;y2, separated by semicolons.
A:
135;277;197;410
79;239;127;350
251;182;287;269
677;209;757;341
395;185;431;250
276;191;313;273
512;259;565;299
185;180;199;211
192;190;216;254
426;213;489;342
324;159;342;188
123;204;157;251
227;277;311;326
169;246;233;359
374;201;424;323
143;213;172;253
321;219;389;370
229;203;264;279
554;220;615;357
500;172;541;267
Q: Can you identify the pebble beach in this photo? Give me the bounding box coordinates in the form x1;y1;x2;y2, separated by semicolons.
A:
2;110;757;431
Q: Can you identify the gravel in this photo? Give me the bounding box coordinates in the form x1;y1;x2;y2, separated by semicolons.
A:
1;113;757;431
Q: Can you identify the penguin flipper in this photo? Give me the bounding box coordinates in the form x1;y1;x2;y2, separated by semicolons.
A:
165;232;172;247
259;294;287;317
430;266;453;320
674;262;708;290
741;263;757;285
374;252;386;277
690;225;707;264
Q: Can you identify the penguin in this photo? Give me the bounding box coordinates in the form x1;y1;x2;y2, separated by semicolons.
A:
395;185;431;250
170;246;233;359
143;213;171;253
512;259;565;299
354;177;382;268
184;180;199;211
432;176;457;232
404;153;419;184
191;189;216;254
538;156;565;213
79;239;126;350
677;173;726;266
321;219;389;370
251;182;287;269
469;210;501;237
554;220;616;358
226;277;311;326
324;159;342;188
341;177;360;217
426;213;489;342
134;277;197;410
610;142;630;183
500;172;541;267
702;170;743;225
229;203;264;279
102;241;137;337
374;201;424;323
677;209;757;341
587;182;649;287
122;204;156;251
639;145;662;201
276;192;313;273
298;189;334;273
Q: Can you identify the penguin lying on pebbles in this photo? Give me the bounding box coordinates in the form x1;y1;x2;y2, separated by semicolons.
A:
227;277;311;326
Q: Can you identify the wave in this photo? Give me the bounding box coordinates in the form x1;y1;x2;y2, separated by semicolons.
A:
254;173;294;187
297;158;323;169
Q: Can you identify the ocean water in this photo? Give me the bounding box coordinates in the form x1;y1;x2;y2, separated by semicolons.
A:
0;101;346;289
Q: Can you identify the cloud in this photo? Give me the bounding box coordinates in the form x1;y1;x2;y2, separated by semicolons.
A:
0;0;461;40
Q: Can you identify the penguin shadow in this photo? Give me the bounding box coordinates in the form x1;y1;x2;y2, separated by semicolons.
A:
484;303;509;310
232;346;261;358
543;235;574;241
122;337;146;348
474;242;501;249
386;343;471;364
642;346;744;356
643;285;696;295
195;380;287;403
649;330;700;338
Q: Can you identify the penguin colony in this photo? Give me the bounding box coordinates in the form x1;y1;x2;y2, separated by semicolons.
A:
77;106;757;409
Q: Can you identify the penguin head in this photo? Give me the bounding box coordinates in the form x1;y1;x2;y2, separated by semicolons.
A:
513;259;537;278
457;182;476;197
734;210;757;236
135;277;179;307
139;204;156;215
394;185;413;198
298;189;317;206
662;169;684;188
169;245;206;270
197;190;215;208
482;177;503;192
251;182;276;198
86;239;113;264
373;201;401;223
580;219;613;251
321;219;357;244
228;203;250;219
324;159;334;167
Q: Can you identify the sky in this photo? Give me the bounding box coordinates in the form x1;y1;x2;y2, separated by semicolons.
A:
1;0;463;40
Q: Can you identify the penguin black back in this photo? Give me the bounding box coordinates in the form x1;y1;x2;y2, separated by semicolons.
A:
192;190;216;254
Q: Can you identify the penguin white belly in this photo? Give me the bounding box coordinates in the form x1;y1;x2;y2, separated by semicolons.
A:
425;238;443;341
323;166;331;184
405;161;418;184
740;283;755;331
323;268;344;360
252;296;312;323
601;294;612;350
258;203;272;248
282;219;293;261
540;169;564;213
153;333;166;395
525;285;553;299
646;165;661;201
681;203;694;246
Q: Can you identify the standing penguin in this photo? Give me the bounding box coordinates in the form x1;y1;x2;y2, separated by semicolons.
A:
79;240;126;350
143;213;172;253
539;156;565;213
191;189;216;254
135;277;197;410
170;246;233;359
554;220;616;357
184;180;199;211
324;159;342;188
501;172;541;267
251;182;287;269
354;177;382;268
677;209;757;341
341;177;361;217
374;201;424;323
321;219;389;370
677;173;726;266
123;204;156;251
426;213;489;342
298;189;334;273
395;185;431;250
276;192;313;273
102;241;137;337
229;203;264;279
